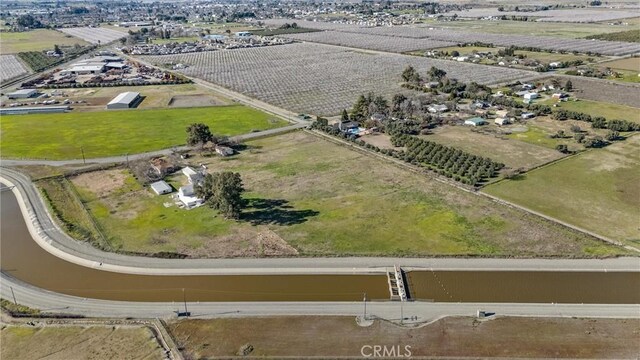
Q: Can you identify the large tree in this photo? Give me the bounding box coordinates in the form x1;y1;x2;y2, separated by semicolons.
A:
186;123;215;147
427;66;447;82
196;172;245;219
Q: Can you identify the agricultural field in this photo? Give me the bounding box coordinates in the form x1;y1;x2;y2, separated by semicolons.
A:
0;29;88;54
0;54;29;83
0;105;287;160
506;116;609;152
422;125;564;170
140;42;536;116
169;316;639;359
263;19;640;55
485;134;640;244
562;77;640;108
441;7;640;23
600;57;640;71
280;30;456;53
1;324;163;360
420;19;637;38
542;98;640;123
68;131;624;257
58;26;126;44
588;29;640;43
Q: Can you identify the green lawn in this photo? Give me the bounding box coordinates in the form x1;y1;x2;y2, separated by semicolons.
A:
0;29;88;54
542;98;640;123
68;132;627;257
0;105;288;160
484;135;640;245
507;126;562;149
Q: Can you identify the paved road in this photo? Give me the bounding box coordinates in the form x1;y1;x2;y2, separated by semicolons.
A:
2;273;639;321
2;167;639;276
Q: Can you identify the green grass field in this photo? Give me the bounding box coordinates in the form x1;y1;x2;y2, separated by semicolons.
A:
484;134;640;244
0;105;288;160
0;29;88;54
542;99;640;123
67;132;626;257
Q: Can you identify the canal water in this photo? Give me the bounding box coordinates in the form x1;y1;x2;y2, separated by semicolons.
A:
1;190;639;303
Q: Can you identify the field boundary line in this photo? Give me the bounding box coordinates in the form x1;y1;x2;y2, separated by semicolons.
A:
306;129;638;253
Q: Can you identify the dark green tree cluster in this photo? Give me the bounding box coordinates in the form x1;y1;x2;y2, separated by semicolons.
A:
391;134;504;186
196;172;245;219
186;123;216;147
351;92;389;120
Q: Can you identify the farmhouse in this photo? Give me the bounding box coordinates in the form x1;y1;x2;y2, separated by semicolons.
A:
215;145;234;157
178;184;204;208
6;89;38;99
495;117;511;125
428;104;448;113
182;166;203;184
150;180;172;195
465;117;486;126
106;92;142;109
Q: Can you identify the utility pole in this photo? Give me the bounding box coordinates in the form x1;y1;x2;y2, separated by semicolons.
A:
363;292;367;320
10;286;17;305
400;300;404;325
81;146;86;164
182;288;188;316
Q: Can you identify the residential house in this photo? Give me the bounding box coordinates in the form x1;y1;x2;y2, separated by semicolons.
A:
428;104;448;113
521;112;536;119
464;117;486;126
182;166;203;184
215;145;234;157
178;184;204;208
523;92;539;101
495;117;510;126
495;109;509;118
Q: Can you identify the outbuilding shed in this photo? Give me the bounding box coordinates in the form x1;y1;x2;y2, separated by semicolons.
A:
106;91;142;109
150;180;172;195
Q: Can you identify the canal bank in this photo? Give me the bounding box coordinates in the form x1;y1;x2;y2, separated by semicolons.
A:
1;167;638;277
1;170;639;305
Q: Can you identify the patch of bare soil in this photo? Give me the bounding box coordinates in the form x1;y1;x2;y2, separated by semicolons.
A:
360;133;398;149
175;227;298;258
168;94;227;107
1;324;163;360
71;169;128;198
169;316;640;359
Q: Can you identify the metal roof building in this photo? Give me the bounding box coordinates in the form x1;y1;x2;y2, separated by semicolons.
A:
6;89;38;99
0;105;70;115
106;91;142;109
150;180;172;195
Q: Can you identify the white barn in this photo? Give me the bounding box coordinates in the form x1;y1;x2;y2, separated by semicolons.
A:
106;92;141;109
